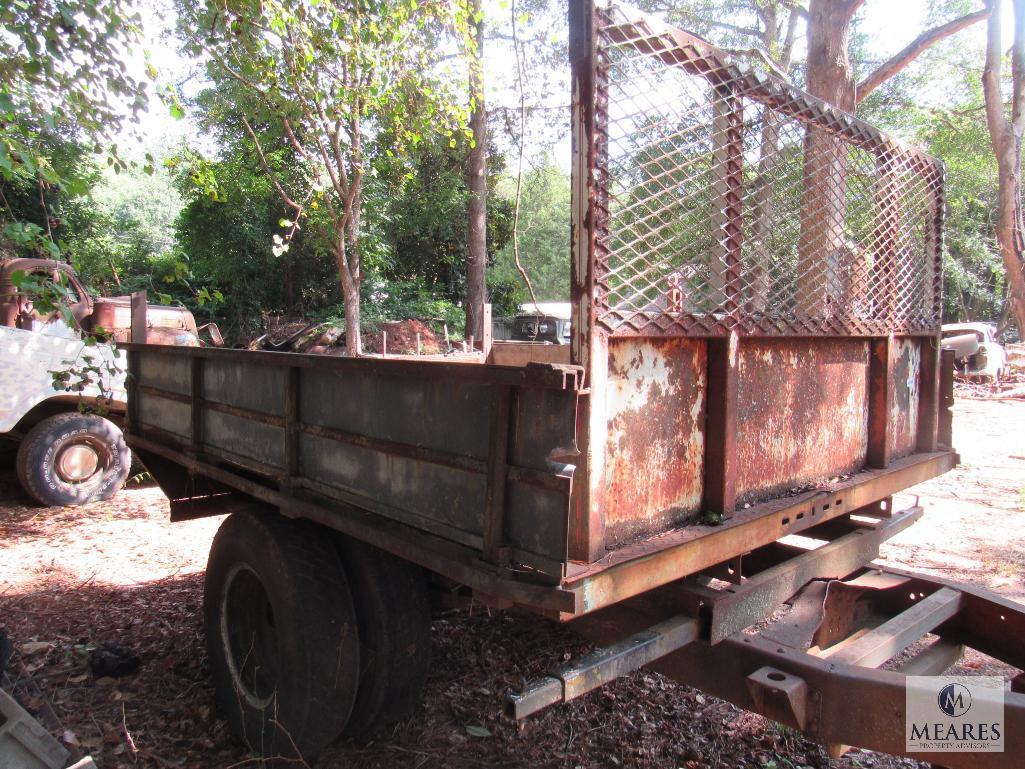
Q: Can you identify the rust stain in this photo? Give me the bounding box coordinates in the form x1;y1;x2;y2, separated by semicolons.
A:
602;337;706;547
736;339;870;504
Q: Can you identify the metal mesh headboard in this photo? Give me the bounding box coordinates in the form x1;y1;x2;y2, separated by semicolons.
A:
591;4;944;337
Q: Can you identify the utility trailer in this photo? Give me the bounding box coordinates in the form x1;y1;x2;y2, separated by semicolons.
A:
123;2;1025;765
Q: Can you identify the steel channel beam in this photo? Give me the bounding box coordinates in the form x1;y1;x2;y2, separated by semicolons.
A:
506;614;699;719
567;451;956;614
820;586;963;666
650;634;1025;768
691;506;923;643
866;563;1025;671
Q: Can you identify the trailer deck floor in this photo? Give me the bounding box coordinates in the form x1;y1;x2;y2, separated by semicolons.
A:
0;397;1022;769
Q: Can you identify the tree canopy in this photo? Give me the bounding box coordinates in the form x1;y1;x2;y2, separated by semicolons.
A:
2;0;1022;342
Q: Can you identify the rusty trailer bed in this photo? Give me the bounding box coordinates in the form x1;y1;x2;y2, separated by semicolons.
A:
123;341;956;619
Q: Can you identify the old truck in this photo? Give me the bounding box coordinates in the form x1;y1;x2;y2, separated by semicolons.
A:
0;258;220;506
122;2;1025;766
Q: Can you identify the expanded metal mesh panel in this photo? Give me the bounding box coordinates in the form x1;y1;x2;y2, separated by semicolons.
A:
593;6;944;336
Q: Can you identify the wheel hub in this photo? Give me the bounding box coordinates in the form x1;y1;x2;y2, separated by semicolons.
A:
56;443;100;482
221;564;279;708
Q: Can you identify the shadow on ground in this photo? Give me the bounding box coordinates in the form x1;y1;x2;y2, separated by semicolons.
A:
0;565;864;769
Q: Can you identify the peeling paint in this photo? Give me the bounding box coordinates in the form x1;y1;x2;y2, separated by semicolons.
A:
889;337;921;458
603;337;706;546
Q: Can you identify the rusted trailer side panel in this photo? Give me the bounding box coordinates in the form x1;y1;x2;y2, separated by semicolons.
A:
602;337;706;546
131;347;580;578
735;338;869;504
594;335;929;543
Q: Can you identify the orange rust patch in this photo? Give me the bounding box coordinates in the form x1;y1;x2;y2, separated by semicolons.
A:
602;337;706;547
735;338;870;504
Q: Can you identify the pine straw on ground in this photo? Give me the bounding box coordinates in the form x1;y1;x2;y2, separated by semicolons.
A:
2;394;1022;768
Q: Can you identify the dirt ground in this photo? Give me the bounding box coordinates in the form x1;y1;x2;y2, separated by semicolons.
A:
0;396;1022;769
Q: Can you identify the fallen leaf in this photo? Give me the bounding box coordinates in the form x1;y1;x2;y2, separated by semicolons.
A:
20;641;53;655
466;724;492;738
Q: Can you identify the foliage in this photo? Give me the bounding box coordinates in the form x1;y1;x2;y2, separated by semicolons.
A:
918;96;1006;323
171;143;338;341
355;277;466;336
176;0;477;353
492;156;571;305
0;0;149;257
377;130;515;313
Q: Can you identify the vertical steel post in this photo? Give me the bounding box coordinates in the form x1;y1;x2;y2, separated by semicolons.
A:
483;386;512;565
873;149;899;325
283;366;300;493
130;290;147;344
938;348;955;448
709;85;745;321
867;335;894;468
916;334;940;453
568;0;606;561
189;355;203;454
703;330;739;517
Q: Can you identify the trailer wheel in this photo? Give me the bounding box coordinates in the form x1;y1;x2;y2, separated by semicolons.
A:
16;413;131;507
337;537;432;735
204;509;360;762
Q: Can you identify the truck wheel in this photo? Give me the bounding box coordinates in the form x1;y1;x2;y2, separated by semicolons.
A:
336;538;432;735
16;413;131;507
204;509;360;762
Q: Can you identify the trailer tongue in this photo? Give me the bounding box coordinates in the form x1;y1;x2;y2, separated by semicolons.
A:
510;508;1025;769
123;1;1024;765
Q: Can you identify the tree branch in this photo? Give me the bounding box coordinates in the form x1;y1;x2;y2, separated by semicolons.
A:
856;7;990;103
780;5;805;70
721;46;793;80
240;116;303;214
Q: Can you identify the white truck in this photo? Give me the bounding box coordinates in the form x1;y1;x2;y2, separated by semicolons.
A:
0;257;217;506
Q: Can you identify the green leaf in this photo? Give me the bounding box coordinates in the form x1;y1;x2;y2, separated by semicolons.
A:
465;725;491;738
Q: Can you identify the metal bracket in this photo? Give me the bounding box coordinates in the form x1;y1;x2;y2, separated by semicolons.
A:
746;666;819;733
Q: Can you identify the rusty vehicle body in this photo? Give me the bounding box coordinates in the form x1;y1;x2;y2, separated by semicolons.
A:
0;258;217;346
122;3;1025;766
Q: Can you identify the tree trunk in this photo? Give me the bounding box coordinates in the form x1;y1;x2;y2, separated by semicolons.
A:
995;155;1025;333
465;0;488;342
335;240;362;356
982;0;1025;336
795;0;862;318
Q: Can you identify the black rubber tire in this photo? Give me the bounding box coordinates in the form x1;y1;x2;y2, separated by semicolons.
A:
204;509;360;762
337;536;432;735
16;412;131;506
